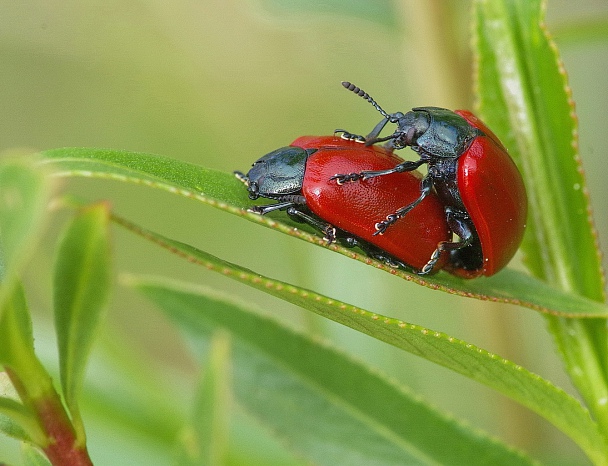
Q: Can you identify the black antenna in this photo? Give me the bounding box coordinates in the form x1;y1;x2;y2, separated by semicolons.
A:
341;81;390;120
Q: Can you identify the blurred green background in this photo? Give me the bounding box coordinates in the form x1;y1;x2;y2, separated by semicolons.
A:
1;0;608;464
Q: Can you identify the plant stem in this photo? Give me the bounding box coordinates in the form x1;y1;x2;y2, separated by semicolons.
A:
6;368;93;466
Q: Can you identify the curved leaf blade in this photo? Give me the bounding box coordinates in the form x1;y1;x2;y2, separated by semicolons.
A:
0;159;50;273
0;397;39;444
0;158;52;323
473;0;608;437
114;216;608;463
21;442;52;466
0;372;32;443
473;0;604;297
40;147;249;209
54;202;111;439
175;331;231;466
40;148;608;318
0;283;53;447
131;276;537;466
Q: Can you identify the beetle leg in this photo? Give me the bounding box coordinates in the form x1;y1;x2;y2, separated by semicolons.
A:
373;174;433;235
285;207;337;244
341;237;409;269
330;159;425;185
365;250;407;269
250;201;294;215
362;159;425;179
249;198;337;243
365;117;390;141
418;208;475;275
364;131;401;146
249;198;304;215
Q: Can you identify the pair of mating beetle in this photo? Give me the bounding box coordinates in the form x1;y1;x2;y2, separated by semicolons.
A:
235;82;527;278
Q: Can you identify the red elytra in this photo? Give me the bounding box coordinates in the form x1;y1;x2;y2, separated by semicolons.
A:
447;111;528;278
290;135;451;271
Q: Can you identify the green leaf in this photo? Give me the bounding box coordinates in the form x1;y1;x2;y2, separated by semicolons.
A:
0;373;31;443
0;285;50;446
0;159;50;275
21;442;52;466
0;282;33;365
0;282;40;384
116;219;608;464
40;147;249;209
0;158;58;449
473;0;604;297
473;0;608;439
175;331;231;466
0;158;51;319
40;148;608;318
0;397;38;444
54;202;111;439
132;276;537;466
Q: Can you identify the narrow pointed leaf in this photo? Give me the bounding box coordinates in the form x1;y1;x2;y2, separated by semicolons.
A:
0;282;43;387
474;0;604;297
54;202;111;437
175;331;231;466
40;149;608;317
474;0;608;436
0;284;53;446
0;159;50;274
21;442;52;466
0;281;33;365
0;159;51;321
0;372;32;442
0;397;41;444
132;276;536;466
116;217;608;463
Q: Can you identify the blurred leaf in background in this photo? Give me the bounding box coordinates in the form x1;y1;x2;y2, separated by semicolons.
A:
1;0;607;464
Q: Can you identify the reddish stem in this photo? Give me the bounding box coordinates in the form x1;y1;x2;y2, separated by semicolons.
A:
6;368;93;466
36;397;93;466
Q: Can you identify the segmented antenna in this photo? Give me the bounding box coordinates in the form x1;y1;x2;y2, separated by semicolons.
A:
341;81;390;120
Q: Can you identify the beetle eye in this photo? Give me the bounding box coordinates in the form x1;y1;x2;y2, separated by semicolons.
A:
248;181;259;199
389;112;404;123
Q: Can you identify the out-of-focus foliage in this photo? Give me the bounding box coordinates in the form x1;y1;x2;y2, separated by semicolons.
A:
0;0;607;464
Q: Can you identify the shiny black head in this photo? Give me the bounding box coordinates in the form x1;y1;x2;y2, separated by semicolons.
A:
390;111;431;149
341;82;479;159
238;146;315;200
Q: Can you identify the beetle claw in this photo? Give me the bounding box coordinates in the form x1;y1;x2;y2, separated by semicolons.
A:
418;248;442;275
323;226;337;244
334;129;366;143
373;222;386;235
374;213;399;235
330;174;346;185
330;173;363;185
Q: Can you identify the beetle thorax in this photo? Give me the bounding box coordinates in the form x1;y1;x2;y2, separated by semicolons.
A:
406;107;479;160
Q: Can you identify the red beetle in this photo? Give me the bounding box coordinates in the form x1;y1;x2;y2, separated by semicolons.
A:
334;82;528;278
235;135;450;272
